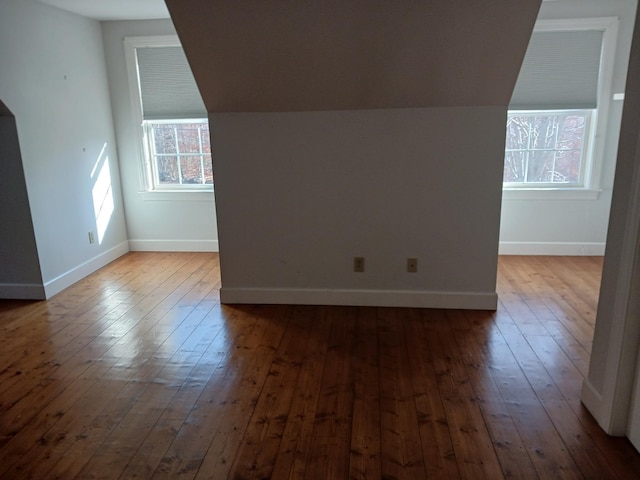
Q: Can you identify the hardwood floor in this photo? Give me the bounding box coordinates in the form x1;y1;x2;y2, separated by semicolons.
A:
1;252;639;479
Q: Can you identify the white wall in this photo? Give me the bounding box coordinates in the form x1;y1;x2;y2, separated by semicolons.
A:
101;20;218;252
212;108;505;309
499;0;637;256
0;0;129;297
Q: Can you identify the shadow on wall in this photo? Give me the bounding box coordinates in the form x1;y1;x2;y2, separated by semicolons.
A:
0;98;44;300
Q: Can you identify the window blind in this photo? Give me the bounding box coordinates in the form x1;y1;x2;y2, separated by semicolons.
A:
136;46;207;120
510;30;604;110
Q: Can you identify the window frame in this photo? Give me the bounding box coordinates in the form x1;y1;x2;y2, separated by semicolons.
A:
503;16;620;200
124;35;213;196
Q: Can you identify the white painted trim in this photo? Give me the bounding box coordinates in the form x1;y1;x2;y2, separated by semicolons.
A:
592;138;640;435
499;241;606;256
581;379;604;429
129;239;219;252
0;283;45;300
590;17;619;192
534;17;620;33
220;288;498;310
123;36;153;192
43;242;130;299
502;188;601;201
139;190;215;202
124;35;182;49
627;356;640;449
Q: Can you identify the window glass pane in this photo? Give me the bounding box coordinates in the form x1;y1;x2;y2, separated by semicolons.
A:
180;156;205;184
157;156;179;184
526;150;555;183
505;116;531;150
204;155;213;184
530;115;559;150
201;125;211;154
504;151;527;182
557;115;585;150
153;125;177;154
554;149;582;183
177;124;202;154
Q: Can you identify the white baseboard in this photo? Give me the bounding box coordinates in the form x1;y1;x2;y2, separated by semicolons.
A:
128;239;219;252
499;241;606;256
220;287;498;310
0;282;46;300
43;241;130;299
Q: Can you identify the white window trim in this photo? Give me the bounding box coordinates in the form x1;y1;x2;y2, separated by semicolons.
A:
504;16;619;200
124;35;213;197
139;190;216;202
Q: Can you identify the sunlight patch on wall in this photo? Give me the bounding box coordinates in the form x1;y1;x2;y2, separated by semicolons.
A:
91;143;114;244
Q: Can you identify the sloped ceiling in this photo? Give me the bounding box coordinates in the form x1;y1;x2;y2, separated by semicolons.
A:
166;0;542;112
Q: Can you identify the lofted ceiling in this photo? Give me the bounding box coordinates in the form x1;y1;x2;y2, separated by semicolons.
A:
37;0;169;20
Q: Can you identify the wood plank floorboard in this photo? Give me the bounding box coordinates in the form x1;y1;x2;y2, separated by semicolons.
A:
0;252;639;479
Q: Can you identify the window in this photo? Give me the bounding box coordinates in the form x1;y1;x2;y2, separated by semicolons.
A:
504;110;590;186
504;18;619;194
125;36;212;192
146;120;212;187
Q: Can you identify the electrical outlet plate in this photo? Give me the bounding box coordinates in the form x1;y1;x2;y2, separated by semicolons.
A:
88;231;95;244
407;257;418;273
354;256;365;272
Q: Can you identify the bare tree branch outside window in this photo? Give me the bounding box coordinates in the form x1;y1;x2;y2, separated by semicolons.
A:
504;112;587;185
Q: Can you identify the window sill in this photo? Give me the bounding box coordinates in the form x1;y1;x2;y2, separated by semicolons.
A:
502;188;602;201
139;190;215;202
